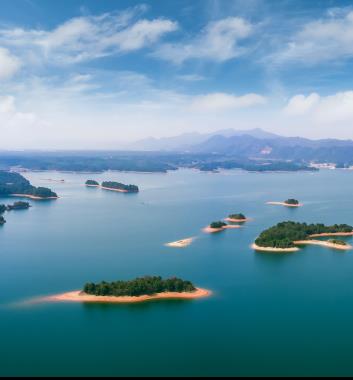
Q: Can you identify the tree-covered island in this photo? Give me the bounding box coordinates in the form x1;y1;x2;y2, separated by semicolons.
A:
0;216;6;225
255;221;353;249
101;181;139;193
285;199;300;205
85;180;99;186
83;276;196;297
0;171;58;199
7;201;31;211
228;213;247;221
0;204;6;214
210;221;228;229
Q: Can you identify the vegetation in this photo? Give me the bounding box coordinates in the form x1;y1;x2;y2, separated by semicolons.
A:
85;180;99;186
285;199;299;205
255;221;353;249
0;171;57;198
7;201;31;211
0;216;6;225
0;204;6;214
229;213;246;220
210;221;228;229
329;239;348;246
102;181;139;193
83;276;196;297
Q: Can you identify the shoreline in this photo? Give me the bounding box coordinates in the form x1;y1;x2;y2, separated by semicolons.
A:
225;217;251;223
101;186;129;193
266;201;303;208
165;237;195;248
251;243;300;253
309;232;353;238
10;194;59;201
294;240;353;251
40;288;211;304
203;225;241;234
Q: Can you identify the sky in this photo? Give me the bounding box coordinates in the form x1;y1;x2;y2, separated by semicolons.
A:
2;0;353;149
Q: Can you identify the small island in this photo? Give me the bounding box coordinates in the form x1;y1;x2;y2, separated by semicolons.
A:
267;199;303;208
203;221;241;233
0;204;6;214
0;171;58;200
43;276;211;304
85;180;100;187
101;181;139;193
165;237;195;248
253;221;353;252
225;213;250;223
7;201;31;211
0;216;6;225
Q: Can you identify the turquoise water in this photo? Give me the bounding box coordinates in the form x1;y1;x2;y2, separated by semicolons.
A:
1;169;353;376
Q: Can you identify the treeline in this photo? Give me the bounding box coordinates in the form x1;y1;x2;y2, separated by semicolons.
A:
285;199;299;205
256;221;353;248
0;171;57;198
210;221;227;229
83;276;196;297
102;181;139;193
229;213;246;220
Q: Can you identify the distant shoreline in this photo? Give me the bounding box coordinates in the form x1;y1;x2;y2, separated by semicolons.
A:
100;186;129;193
40;288;211;304
294;240;353;251
266;201;303;208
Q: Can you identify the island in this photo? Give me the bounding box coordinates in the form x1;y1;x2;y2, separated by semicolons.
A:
203;221;241;233
85;180;100;187
267;199;303;207
7;201;31;211
253;221;353;252
225;213;250;223
0;171;58;200
101;181;139;193
42;276;211;304
165;237;195;248
0;216;5;225
0;204;6;214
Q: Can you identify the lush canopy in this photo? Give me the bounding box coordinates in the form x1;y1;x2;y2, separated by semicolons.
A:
102;181;139;193
210;221;227;229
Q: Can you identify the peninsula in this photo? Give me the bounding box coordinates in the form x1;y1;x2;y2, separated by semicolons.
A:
204;221;241;233
225;213;250;223
0;171;58;200
101;181;139;193
253;221;353;252
43;276;211;304
267;199;303;207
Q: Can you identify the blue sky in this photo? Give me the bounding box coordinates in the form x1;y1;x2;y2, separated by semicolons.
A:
1;0;353;149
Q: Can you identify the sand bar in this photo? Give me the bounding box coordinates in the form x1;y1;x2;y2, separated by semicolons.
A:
101;186;128;193
10;194;59;200
251;243;300;253
266;201;303;208
309;232;353;238
225;217;251;223
165;237;195;248
40;288;211;304
203;225;241;234
294;240;353;251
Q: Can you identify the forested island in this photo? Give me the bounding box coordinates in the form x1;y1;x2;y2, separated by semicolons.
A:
43;276;211;304
204;221;241;233
0;171;58;200
254;221;353;251
85;180;99;187
267;199;302;207
7;201;31;211
226;213;249;222
0;216;5;225
285;199;300;205
101;181;139;193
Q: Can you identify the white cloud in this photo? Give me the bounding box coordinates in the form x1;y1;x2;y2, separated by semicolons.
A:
191;92;267;111
0;10;178;65
284;93;320;115
273;10;353;64
0;48;21;80
154;17;253;64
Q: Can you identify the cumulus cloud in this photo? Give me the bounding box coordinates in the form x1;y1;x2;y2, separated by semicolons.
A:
273;10;353;65
191;92;267;111
0;10;178;65
154;17;253;64
283;93;320;115
0;48;21;80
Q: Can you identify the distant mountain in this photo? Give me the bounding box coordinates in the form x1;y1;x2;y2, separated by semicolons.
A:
128;128;281;151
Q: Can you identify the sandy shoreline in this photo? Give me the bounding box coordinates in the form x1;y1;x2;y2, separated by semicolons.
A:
101;186;129;193
10;194;59;200
266;201;303;208
40;288;211;304
251;243;300;253
165;237;195;248
225;217;251;223
309;232;353;238
203;225;241;234
294;240;353;251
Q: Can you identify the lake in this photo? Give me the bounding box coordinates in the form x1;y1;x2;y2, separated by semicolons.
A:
1;168;353;376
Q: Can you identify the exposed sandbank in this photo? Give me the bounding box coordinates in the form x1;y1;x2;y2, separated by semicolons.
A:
266;201;303;208
251;243;300;253
101;186;128;193
10;194;59;200
309;232;353;238
225;217;251;223
294;240;353;251
203;225;241;234
165;237;195;248
40;288;211;304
